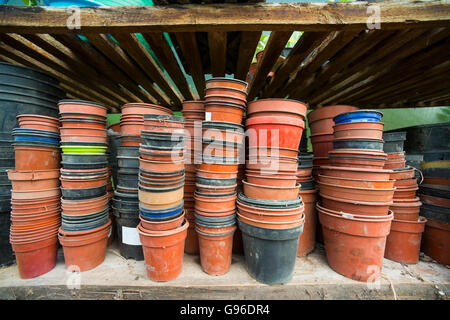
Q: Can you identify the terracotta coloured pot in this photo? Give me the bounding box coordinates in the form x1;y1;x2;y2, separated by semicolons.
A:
248;147;299;159
58;220;111;271
195;183;237;195
196;224;237;275
185;217;199;254
384;216;426;264
198;162;239;173
182;100;205;112
393;186;419;199
246;115;305;150
297;189;319;257
140;211;185;231
320;193;392;216
297;167;313;179
120;135;141;146
138;185;184;210
196;169;237;179
247;99;308;121
236;201;304;223
139;157;184;172
394;177;418;187
202;142;239;158
10;235;58;279
194;193;237;212
138;220;188;281
206;78;248;91
333;122;384;140
206;87;247;100
420;194;450;207
14;145;60;170
7;169;60;190
242;180;300;200
384;161;406;169
11;196;60;210
317;204;393;282
246;158;297;174
318;181;395;202
60;174;108;189
58;100;107;117
17;114;60;133
329;149;387;169
237;211;304;230
60;133;107;144
195;207;235;219
422;177;450;185
139;148;184;162
421;218;449;265
310;133;334;158
12;187;61;200
204;102;245;124
389;198;422;221
389;166;415;180
307;105;359;135
121;103;173;116
60;119;106;129
108;123;120;133
246;172;298;187
320;165;392;181
318;175;395;189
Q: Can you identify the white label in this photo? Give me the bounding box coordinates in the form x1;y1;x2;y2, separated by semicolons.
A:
205;112;212;121
122;226;142;246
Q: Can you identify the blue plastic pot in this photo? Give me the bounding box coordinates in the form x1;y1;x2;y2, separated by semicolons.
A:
139;201;184;220
334;110;383;124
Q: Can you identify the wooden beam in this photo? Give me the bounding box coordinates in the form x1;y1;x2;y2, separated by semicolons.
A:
234;31;261;81
208;31;227;77
1;2;449;33
175;32;205;99
247;30;292;100
142;32;196;100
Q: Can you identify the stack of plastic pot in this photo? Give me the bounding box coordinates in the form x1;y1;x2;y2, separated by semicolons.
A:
317;110;395;282
382;131;426;264
238;98;307;284
0;132;15;267
194;77;247;276
181;100;204;254
296;151;318;257
418;160;449;265
114;103;172;261
307;105;359;179
137;113;188;282
56;100;112;272
7;114;61;279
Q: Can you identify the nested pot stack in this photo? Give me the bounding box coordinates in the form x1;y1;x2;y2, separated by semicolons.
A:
194;78;248;276
317;109;395;282
8;114;62;279
238;98;307;285
182;100;204;254
56;100;112;272
138;114;188;282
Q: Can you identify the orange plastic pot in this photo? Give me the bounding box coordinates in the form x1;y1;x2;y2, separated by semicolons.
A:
12;187;61;200
389;166;415;180
310;133;334;158
139;157;184;172
329;149;387;169
384;161;406;169
307;105;359;135
419;194;450;207
138;186;184;210
198;162;239;173
120;135;141;146
297;189;318;257
319;165;392;181
60;174;107;189
202;127;244;145
422;177;450;185
421;218;449;265
140;211;185;231
206;78;248;91
318;175;395;189
195;183;237;196
60;119;106;129
297;167;313;179
247;99;308;121
205;87;247;100
394;177;418;187
108;122;120;133
313;157;330;166
121;102;173;116
60;133;107;144
196;169;237;179
194;193;237;212
7;169;60;190
236;201;304;223
11;195;60;210
333;122;384;140
242;180;299;200
182;100;205;112
138;220;188;281
237;211;304;230
139;148;184;162
195;207;235;218
246;116;305;150
185;217;199;254
384;217;426;264
389;198;422;221
17;114;60;133
393;186;419;199
14;145;60;170
246;158;297;174
204;94;246;106
10;235;58;279
317;204;393;282
58;100;107;117
320;193;392;216
248;147;299;159
12;202;60;215
204;103;245;124
246;172;298;187
120;121;144;136
318;181;395;202
202;143;239;158
58;220;111;271
196;224;236;275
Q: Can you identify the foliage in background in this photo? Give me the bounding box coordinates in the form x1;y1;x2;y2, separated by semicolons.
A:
21;0;40;5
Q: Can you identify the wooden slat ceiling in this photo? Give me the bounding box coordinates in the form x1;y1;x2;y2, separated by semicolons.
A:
0;2;449;113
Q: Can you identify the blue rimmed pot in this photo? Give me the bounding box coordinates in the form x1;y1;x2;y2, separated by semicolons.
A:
333;110;383;124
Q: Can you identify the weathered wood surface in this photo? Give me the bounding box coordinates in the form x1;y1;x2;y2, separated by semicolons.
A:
0;2;449;34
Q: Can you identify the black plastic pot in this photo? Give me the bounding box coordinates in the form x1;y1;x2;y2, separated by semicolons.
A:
0;195;11;212
420;203;450;224
61;154;108;170
422;167;450;178
420;150;450;162
298;152;313;168
299;131;308;153
196;176;237;186
0;211;14;267
419;184;450;199
299;179;315;190
118;170;139;189
61;169;108;178
61;185;107;200
1;62;59;85
195;191;236;198
238;219;304;285
112;197;139;210
202;121;244;132
139;168;185;177
114;209;144;261
201;155;239;164
117;156;139;169
60;141;107;147
143;114;185;122
114;190;139;201
333;139;384;151
141;131;185;148
118;146;140;158
382;131;406;153
0;158;15;167
237;192;302;209
195;213;236;227
61;210;109;232
402;123;449;153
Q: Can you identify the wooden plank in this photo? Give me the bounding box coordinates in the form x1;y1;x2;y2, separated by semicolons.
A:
261;31;329;98
83;33;162;105
247;31;292;100
111;32;183;107
175;32;205;99
208;31;227;77
142;32;196;100
234;31;261;81
0;2;449;33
